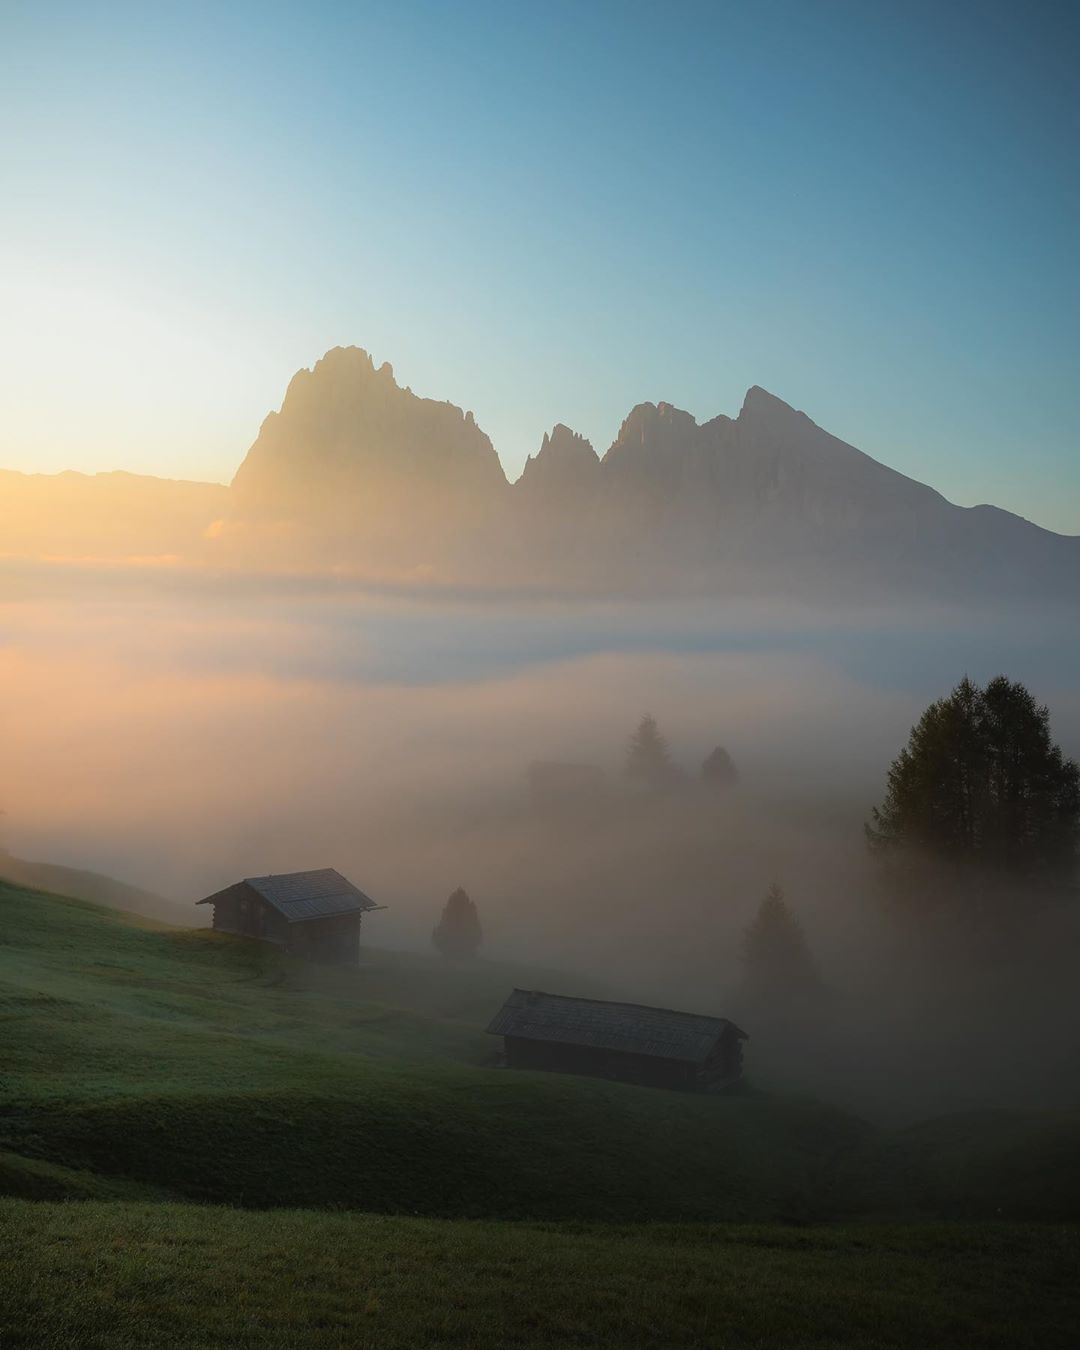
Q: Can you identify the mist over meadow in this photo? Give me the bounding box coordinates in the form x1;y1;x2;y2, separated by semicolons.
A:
5;4;1080;1342
4;562;1079;1121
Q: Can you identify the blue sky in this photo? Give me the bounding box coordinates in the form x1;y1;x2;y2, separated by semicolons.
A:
2;0;1078;531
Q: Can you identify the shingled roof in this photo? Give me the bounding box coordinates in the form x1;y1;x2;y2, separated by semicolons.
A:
197;868;381;924
487;989;747;1066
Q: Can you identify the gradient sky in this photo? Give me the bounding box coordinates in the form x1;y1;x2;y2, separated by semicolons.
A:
2;0;1078;531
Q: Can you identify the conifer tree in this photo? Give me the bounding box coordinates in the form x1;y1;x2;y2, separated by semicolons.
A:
702;745;739;788
432;887;482;960
868;675;1080;878
742;884;819;1002
625;714;679;789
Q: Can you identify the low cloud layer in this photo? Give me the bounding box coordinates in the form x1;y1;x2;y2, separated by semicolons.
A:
3;569;1079;1120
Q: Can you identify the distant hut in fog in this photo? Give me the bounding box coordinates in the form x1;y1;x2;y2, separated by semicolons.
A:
196;868;384;966
487;989;747;1091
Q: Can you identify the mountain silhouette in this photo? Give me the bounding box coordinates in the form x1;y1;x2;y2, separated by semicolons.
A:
232;347;504;517
6;345;1078;601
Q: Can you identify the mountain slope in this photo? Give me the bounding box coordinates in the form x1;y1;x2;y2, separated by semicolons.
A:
226;347;506;571
4;347;1076;599
215;349;1079;599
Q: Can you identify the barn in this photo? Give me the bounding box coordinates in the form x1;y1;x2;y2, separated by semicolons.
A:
196;868;383;966
487;988;747;1091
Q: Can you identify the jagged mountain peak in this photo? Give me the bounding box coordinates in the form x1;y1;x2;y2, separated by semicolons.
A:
279;346;414;417
231;346;506;511
215;346;1078;601
516;423;599;496
541;423;594;458
613;401;698;446
738;385;803;423
731;385;946;512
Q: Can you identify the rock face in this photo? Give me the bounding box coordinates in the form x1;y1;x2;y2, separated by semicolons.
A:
219;347;1080;599
516;424;600;503
14;346;1073;598
226;346;511;573
232;346;505;523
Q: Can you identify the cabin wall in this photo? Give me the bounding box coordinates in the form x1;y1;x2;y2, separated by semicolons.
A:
204;882;367;967
504;1037;697;1090
210;889;288;945
212;901;360;964
285;914;361;966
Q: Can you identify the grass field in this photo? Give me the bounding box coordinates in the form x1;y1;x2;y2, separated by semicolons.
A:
0;880;876;1222
2;1201;1077;1350
3;879;1080;1348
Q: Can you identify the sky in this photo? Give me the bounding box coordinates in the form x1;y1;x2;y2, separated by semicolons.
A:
1;0;1078;532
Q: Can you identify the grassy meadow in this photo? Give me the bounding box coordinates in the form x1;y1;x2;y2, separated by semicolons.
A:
2;1203;1077;1350
2;879;1079;1347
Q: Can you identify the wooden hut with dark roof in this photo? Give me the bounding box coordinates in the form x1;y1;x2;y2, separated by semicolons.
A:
196;868;384;966
487;988;747;1091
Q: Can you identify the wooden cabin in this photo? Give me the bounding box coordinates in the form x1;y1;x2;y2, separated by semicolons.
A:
487;988;747;1091
196;868;383;966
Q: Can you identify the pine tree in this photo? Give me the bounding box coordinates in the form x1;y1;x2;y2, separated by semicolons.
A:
625;714;679;790
432;887;482;960
868;675;1080;878
702;745;738;788
742;884;819;1002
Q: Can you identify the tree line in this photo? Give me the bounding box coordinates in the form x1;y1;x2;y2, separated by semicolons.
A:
745;674;1079;1004
433;676;1079;997
625;713;738;790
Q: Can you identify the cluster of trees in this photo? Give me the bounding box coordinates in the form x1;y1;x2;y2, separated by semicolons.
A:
625;714;738;792
867;675;1079;881
743;674;1078;1003
439;678;1078;1002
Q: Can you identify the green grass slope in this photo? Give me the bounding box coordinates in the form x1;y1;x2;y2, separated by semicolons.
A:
3;1201;1077;1350
0;851;191;926
0;880;868;1220
2;879;1079;1222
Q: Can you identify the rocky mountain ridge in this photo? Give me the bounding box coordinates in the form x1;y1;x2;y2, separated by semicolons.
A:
5;345;1077;601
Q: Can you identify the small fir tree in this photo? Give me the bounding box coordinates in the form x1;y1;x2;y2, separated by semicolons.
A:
432;887;482;960
702;745;739;788
742;884;819;1002
625;714;679;790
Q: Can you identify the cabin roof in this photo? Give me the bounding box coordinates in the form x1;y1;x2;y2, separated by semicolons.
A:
487;988;747;1066
197;868;381;924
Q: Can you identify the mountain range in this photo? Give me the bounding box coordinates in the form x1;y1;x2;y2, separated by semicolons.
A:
5;345;1078;602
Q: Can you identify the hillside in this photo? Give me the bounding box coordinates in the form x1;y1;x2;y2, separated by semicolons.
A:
0;880;868;1220
3;879;1080;1224
0;852;192;928
5;880;1080;1348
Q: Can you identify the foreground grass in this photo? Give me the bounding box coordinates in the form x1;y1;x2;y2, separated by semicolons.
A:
0;882;870;1222
3;881;1080;1223
2;1201;1076;1350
